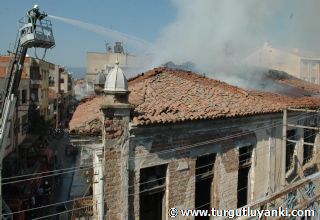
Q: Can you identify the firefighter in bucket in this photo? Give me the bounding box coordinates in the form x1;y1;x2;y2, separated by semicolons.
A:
27;4;47;31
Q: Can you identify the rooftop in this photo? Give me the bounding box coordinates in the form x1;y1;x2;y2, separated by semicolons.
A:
69;67;320;134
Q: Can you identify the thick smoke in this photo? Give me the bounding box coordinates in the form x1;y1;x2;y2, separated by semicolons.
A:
154;0;320;75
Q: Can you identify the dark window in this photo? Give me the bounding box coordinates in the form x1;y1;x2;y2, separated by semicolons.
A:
195;153;215;220
239;145;253;168
30;88;39;102
286;129;297;171
21;115;28;134
196;153;215;179
140;164;167;220
21;89;27;104
237;145;253;208
140;165;166;192
30;67;41;80
49;76;55;87
303;129;316;164
237;166;250;208
16;117;20;133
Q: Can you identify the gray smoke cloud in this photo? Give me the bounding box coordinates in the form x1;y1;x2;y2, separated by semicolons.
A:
153;0;320;75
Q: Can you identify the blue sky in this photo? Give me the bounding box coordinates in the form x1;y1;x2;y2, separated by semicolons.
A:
1;0;320;79
0;0;176;68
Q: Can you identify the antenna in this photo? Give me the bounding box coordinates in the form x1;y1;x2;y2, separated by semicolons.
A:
105;40;109;53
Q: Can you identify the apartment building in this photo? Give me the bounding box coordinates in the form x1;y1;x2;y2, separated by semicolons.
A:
0;56;30;158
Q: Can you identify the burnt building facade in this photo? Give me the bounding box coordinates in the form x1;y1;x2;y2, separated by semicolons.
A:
70;67;320;220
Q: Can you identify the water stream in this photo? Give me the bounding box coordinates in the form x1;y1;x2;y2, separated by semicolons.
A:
48;15;154;52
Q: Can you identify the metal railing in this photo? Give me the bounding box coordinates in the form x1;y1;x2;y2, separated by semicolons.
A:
71;197;96;220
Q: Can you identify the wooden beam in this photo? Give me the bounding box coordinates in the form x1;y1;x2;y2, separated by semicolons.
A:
287;124;320;130
288;108;320;113
286;139;320;147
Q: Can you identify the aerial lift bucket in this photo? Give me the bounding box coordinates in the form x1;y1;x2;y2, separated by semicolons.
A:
18;16;55;49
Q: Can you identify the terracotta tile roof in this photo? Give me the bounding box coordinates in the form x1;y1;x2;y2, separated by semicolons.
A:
69;96;104;134
69;67;320;134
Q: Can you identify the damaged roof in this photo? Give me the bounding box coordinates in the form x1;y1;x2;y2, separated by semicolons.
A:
69;67;320;134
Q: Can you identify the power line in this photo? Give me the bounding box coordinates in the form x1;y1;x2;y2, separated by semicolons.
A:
32;202;96;220
129;111;319;160
3;109;315;183
6;130;320;218
2;163;100;185
2;195;93;216
2;163;95;181
2;110;319;216
3;160;217;216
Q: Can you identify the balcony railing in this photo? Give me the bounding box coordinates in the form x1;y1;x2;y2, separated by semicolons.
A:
71;197;95;220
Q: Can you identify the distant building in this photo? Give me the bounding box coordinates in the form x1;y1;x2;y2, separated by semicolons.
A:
59;69;74;121
0;56;32;157
87;42;143;86
73;79;93;101
49;65;74;126
0;54;74;155
244;42;320;84
0;56;30;158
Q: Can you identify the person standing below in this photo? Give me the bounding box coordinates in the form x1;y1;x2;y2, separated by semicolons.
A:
27;4;47;30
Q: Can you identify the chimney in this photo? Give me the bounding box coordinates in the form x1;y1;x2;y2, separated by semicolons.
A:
100;59;131;219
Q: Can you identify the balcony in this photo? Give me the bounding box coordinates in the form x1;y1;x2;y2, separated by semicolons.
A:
30;79;42;85
30;79;42;89
71;197;95;220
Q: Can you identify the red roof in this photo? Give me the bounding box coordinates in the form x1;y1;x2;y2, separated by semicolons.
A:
69;67;320;134
69;96;104;134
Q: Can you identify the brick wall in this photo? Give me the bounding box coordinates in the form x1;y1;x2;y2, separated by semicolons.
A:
129;170;139;220
104;149;122;220
104;118;125;139
215;144;239;209
167;158;195;210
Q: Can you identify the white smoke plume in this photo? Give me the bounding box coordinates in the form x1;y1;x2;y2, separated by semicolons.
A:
154;0;320;74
